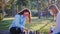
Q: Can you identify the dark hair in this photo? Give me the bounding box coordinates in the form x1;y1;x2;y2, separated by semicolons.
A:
18;9;30;15
49;5;56;9
48;4;59;14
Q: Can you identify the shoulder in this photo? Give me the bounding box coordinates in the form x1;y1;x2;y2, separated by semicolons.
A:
15;14;22;17
15;14;20;16
15;14;26;19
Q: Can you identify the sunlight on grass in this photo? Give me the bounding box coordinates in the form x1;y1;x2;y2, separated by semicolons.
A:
30;24;45;31
0;17;56;34
3;17;14;21
3;17;38;21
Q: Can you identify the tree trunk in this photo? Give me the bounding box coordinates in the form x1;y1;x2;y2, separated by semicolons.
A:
2;0;5;18
36;0;41;19
49;0;51;5
11;0;17;16
56;0;60;10
18;4;22;12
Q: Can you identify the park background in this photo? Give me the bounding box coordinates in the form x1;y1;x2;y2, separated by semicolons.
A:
0;0;60;34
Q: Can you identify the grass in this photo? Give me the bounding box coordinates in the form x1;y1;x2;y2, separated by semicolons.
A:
0;17;55;34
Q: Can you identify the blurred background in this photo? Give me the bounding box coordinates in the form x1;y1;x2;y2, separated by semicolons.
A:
0;0;60;34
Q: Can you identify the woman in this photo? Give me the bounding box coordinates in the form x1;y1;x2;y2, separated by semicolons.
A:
48;4;60;34
9;8;31;34
48;4;59;21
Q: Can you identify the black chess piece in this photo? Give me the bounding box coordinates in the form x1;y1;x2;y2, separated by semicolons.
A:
29;30;35;34
36;30;40;34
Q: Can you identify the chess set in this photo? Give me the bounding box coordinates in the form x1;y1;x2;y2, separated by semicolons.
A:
24;30;40;34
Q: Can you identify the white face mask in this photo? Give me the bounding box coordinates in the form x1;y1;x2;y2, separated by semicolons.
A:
50;11;53;15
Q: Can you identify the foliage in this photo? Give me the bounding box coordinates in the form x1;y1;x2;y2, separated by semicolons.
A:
16;0;28;6
0;13;3;21
4;0;60;17
32;11;38;17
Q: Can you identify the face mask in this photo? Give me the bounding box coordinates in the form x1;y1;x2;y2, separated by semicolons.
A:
50;11;53;15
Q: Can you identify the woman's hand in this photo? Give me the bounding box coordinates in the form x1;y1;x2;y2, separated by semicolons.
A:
24;27;28;31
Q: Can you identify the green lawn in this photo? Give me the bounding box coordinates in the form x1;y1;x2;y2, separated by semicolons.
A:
0;17;55;34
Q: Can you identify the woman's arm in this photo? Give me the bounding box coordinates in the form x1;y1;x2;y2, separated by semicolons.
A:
9;15;20;29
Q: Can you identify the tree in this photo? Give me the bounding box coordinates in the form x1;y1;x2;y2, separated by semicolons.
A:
0;0;5;21
36;0;41;19
2;0;5;18
16;0;28;12
11;0;17;16
5;0;17;16
4;0;29;16
56;0;60;10
0;0;2;21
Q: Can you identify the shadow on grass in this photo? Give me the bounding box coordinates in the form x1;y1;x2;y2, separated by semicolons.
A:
0;20;13;30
